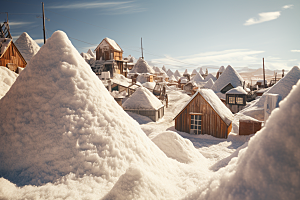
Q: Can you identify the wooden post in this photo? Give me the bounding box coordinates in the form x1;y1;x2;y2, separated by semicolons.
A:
263;58;266;88
42;2;46;44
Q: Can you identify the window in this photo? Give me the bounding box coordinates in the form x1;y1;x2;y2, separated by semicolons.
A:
228;96;235;104
236;97;244;105
190;114;202;135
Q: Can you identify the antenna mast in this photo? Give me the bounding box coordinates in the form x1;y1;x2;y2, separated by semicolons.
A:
141;37;144;59
42;2;46;44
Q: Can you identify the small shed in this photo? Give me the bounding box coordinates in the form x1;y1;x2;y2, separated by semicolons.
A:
239;119;262;135
225;86;247;113
174;89;233;138
0;38;27;72
123;86;164;122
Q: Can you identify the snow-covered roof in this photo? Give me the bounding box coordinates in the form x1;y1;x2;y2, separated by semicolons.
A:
0;38;12;56
191;69;198;75
123;86;163;110
218;66;225;73
95;37;123;52
14;32;40;62
130;57;155;74
211;65;244;92
174;89;233;125
203;78;214;89
204;73;217;82
226;86;247;95
169;75;177;82
191;72;204;83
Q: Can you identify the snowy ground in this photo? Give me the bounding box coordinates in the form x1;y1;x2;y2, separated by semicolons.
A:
127;88;252;168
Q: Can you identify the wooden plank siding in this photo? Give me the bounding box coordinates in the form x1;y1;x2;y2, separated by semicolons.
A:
0;42;26;69
175;93;231;138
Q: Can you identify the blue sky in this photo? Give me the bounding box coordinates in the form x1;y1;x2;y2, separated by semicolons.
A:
2;0;300;72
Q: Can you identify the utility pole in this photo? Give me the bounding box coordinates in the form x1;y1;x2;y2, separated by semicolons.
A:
263;57;266;88
141;37;144;59
42;2;46;44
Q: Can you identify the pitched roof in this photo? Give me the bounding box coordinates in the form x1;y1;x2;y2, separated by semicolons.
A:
174;89;233;126
123;86;163;110
211;65;244;92
94;37;123;52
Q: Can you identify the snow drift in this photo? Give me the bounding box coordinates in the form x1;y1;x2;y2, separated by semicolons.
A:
0;66;18;99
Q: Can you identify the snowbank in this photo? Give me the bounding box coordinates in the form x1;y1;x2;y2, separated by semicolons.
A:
0;66;18;99
14;32;40;62
188;79;300;200
152;131;207;164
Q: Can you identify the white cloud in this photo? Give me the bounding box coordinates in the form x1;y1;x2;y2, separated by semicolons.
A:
9;21;33;26
244;11;281;26
283;4;293;9
34;39;45;45
151;49;265;70
291;50;300;53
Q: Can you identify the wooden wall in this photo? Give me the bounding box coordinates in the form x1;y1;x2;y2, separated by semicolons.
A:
0;42;26;69
175;93;231;138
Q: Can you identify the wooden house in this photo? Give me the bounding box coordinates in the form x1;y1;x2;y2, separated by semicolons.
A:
174;89;233;138
0;38;27;72
94;37;124;76
123;86;164;122
225;86;247;113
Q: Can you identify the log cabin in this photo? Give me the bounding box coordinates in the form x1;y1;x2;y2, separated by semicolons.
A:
94;37;124;77
174;89;233;138
0;38;27;73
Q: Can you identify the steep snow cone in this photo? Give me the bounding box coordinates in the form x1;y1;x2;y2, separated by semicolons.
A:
14;32;40;62
0;31;165;186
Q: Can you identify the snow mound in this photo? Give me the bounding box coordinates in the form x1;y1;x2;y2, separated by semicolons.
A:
167;69;174;77
130;58;155;74
211;65;244;92
199;68;204;75
14;32;40;62
174;70;182;78
151;131;207;164
192;72;204;83
203;78;214;89
204;73;217;82
87;49;95;57
183;69;189;75
123;86;163;110
0;66;18;99
191;69;198;75
142;81;156;90
169;75;177;82
0;31;168;188
191;79;300;200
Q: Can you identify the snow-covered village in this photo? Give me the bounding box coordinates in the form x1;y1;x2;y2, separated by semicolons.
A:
0;1;300;200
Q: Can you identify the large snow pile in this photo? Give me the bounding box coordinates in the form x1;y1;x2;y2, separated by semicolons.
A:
14;32;40;63
203;78;214;89
211;65;244;92
217;65;225;73
123;86;163;110
130;58;155;74
87;49;95;57
0;31;212;199
151;131;207;164
0;66;18;99
191;72;204;83
167;69;174;77
174;70;182;78
191;69;198;75
189;79;300;200
204;73;217;82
